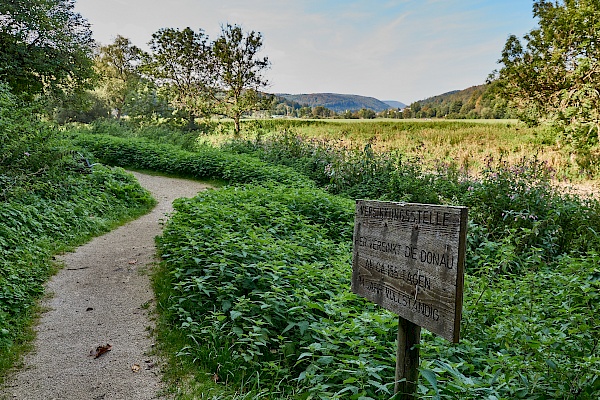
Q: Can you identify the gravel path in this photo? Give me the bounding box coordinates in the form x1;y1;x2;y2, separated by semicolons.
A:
2;171;210;400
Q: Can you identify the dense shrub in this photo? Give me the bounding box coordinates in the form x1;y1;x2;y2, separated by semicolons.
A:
70;132;314;188
224;132;600;272
465;156;600;275
80;119;203;151
0;81;58;180
157;184;600;399
156;185;399;398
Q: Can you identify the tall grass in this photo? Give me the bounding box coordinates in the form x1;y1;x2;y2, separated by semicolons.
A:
202;119;598;180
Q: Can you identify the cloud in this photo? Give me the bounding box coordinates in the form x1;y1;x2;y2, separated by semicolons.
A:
75;0;534;102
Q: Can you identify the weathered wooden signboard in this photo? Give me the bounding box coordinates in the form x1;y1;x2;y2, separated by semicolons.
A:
352;200;468;343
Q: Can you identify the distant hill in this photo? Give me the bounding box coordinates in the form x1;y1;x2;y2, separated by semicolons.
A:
278;93;394;113
404;84;514;119
419;88;472;106
383;100;407;109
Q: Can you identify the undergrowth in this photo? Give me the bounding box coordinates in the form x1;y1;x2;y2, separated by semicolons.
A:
155;185;599;399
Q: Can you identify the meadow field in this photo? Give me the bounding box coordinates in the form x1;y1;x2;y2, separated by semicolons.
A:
199;118;598;183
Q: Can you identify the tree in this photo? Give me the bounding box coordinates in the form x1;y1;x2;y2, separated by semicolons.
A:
449;100;463;114
53;90;110;123
0;80;57;183
494;0;600;147
95;35;142;119
357;108;376;119
142;27;212;129
211;24;270;135
124;80;172;125
0;0;94;98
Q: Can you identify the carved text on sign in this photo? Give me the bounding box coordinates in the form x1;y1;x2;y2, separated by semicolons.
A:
352;200;467;343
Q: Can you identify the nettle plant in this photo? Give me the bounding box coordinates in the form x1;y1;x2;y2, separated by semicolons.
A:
464;155;600;274
155;181;600;399
70;122;600;398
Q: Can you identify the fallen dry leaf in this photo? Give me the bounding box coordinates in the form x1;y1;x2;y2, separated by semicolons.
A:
212;373;219;383
131;364;141;373
90;343;112;358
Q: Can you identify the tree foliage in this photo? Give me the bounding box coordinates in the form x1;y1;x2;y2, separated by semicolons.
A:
210;24;271;134
0;80;68;200
140;24;270;132
0;0;95;98
95;35;142;119
398;84;513;119
141;27;212;129
495;0;600;147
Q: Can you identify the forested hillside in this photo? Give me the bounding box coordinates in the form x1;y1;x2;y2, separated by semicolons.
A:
279;93;393;113
403;84;514;119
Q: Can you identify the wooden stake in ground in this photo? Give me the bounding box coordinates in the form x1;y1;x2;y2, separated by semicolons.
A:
394;317;421;399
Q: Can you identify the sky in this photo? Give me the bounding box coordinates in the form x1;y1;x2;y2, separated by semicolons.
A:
74;0;536;104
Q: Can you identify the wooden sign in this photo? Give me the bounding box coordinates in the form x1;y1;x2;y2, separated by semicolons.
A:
352;200;467;343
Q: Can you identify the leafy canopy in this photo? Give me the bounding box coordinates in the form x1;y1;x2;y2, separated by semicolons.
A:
141;24;270;132
0;0;95;98
95;35;142;119
495;0;600;148
211;24;271;134
141;27;212;128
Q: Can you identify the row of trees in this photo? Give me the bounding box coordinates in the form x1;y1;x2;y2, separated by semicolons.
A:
94;25;270;134
400;84;514;120
2;0;599;147
270;103;366;119
270;103;381;119
1;0;271;135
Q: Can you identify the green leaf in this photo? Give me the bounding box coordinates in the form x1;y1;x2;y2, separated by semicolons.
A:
421;369;440;400
298;352;313;360
230;310;242;320
545;359;557;370
232;326;243;337
298;320;309;335
282;322;295;334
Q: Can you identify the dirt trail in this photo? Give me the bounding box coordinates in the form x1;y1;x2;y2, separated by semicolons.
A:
2;172;210;400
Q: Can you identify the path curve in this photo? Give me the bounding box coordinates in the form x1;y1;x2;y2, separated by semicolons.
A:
2;172;210;400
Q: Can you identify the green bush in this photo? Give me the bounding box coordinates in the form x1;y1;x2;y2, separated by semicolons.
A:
70;132;315;188
80;119;203;151
156;185;400;398
156;184;600;399
223;132;600;274
0;81;57;178
464;156;600;275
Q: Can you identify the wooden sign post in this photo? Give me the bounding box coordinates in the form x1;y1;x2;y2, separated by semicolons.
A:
351;200;467;398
